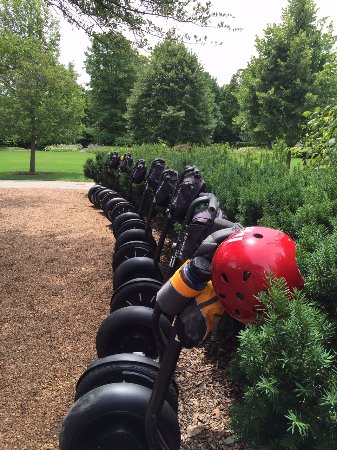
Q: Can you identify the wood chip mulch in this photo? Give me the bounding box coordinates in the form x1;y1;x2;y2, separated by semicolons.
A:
0;187;246;450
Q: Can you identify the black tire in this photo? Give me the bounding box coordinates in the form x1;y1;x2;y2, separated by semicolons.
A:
92;186;107;207
111;278;162;311
74;354;178;412
113;258;163;291
116;219;147;237
115;229;156;252
112;241;156;272
96;305;171;359
60;383;180;450
88;185;101;204
101;191;119;212
94;188;111;207
105;197;127;218
109;202;136;223
113;212;141;236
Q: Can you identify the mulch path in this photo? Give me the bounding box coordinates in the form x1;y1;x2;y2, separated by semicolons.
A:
0;187;245;450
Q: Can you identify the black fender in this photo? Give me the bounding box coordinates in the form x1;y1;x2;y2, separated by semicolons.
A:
113;212;141;235
60;383;180;450
115;229;156;252
113;257;163;290
96;305;171;359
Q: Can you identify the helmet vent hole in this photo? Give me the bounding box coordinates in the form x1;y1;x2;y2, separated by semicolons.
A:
236;292;244;300
253;233;263;239
219;293;226;299
243;271;251;281
234;309;240;317
221;273;229;283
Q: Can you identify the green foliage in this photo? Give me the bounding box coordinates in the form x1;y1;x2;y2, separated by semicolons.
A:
235;0;337;146
47;1;234;48
302;103;337;166
300;232;337;319
85;32;142;145
0;0;85;172
229;279;337;449
126;37;217;146
214;71;241;143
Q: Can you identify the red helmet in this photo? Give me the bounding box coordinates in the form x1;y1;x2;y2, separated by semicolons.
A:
211;226;304;323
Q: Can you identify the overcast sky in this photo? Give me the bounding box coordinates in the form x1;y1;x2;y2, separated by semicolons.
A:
58;0;337;87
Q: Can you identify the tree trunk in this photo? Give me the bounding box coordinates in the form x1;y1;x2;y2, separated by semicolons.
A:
29;136;36;174
286;150;292;170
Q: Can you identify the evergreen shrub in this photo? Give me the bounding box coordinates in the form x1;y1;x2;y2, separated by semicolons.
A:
301;232;337;320
229;278;337;450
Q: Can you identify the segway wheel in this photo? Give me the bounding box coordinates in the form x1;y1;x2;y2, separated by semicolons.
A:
87;185;101;204
115;229;156;252
111;278;162;311
105;197;127;218
109;201;136;223
113;212;141;236
60;383;180;450
116;218;147;237
92;186;107;207
112;242;156;272
96;305;171;359
101;191;119;212
94;188;111;207
113;257;163;291
74;353;179;412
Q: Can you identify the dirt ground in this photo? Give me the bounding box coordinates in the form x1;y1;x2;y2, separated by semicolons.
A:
0;185;244;450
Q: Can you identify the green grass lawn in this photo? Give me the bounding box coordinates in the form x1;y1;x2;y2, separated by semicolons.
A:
0;150;95;181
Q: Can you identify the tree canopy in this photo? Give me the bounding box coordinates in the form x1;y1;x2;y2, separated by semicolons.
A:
85;32;142;145
235;0;337;147
45;0;235;47
126;37;216;146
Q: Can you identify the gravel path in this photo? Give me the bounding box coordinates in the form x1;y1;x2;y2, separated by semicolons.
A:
0;183;244;450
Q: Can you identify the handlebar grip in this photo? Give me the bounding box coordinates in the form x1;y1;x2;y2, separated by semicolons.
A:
207;193;218;215
153;158;166;165
214;218;243;229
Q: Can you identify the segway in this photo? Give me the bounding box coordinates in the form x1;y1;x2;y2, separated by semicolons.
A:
107;150;121;189
111;191;219;301
111;168;179;271
113;158;167;238
111;165;203;273
105;158;147;223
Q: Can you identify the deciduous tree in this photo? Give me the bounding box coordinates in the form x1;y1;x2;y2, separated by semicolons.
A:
126;37;216;146
0;0;85;173
235;0;337;147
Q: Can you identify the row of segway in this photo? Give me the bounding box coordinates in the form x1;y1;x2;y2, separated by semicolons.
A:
60;152;232;449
